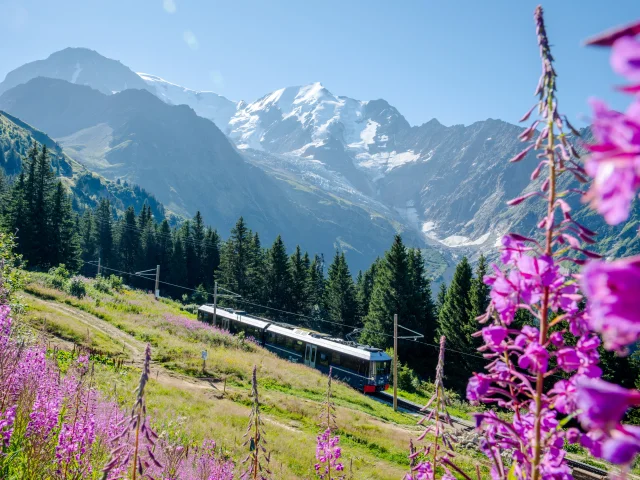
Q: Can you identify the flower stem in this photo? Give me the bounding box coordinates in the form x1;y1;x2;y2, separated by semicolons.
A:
532;76;557;480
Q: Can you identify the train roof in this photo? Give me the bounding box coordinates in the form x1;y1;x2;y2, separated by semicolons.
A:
198;305;391;362
199;305;270;329
267;324;390;361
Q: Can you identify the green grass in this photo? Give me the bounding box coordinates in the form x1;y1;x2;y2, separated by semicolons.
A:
22;275;450;478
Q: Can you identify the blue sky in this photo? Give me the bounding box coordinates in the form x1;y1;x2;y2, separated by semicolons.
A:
1;0;638;126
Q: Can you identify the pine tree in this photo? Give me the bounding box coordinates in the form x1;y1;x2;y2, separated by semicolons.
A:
50;182;82;271
406;248;437;366
191;211;206;285
217;217;252;296
266;235;291;313
157;220;173;277
29;145;57;267
117;206;140;277
6;172;28;256
308;254;326;326
79;209;97;269
0;168;9;215
245;232;266;306
201;227;220;288
181;221;198;288
323;251;357;337
360;235;410;349
436;256;474;388
19;144;38;257
356;259;378;320
467;254;490;322
140;219;157;274
289;245;309;315
435;283;447;319
464;254;490;372
169;231;188;290
95;199;114;267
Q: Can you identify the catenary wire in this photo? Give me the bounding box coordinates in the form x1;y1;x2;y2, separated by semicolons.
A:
87;262;493;362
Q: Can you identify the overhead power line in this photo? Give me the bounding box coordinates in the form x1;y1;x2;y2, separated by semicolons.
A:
86;261;492;362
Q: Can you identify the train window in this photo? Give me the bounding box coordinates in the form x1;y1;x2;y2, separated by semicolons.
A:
341;355;361;374
285;337;294;349
375;361;391;376
267;332;276;344
318;350;329;366
331;352;341;365
294;341;304;353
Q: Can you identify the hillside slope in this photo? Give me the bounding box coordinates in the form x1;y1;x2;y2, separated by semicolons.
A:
22;273;453;479
0;110;166;218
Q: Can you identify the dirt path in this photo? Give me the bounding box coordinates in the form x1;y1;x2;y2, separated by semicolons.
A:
24;293;224;396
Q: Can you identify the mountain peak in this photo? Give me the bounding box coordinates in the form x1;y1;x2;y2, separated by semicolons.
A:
0;47;150;96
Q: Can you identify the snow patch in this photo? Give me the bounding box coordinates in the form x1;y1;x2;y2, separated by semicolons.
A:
360;120;379;145
357;150;420;172
441;232;491;248
71;63;82;84
422;221;436;233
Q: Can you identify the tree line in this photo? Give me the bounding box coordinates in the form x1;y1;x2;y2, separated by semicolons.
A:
0;143;500;384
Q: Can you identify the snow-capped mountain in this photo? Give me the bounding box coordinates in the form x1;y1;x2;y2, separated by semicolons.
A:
227;83;418;177
138;73;239;132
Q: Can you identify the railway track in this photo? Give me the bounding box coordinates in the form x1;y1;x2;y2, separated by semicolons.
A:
372;392;608;479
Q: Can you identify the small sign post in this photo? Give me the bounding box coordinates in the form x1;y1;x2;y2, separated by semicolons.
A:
201;350;208;374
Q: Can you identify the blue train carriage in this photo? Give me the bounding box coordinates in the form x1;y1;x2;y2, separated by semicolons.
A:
196;305;391;393
263;325;390;393
197;305;269;343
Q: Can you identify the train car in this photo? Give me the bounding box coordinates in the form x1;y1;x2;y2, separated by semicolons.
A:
197;305;391;393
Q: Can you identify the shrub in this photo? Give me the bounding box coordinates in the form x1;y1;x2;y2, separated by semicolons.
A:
108;274;124;292
48;264;70;289
68;276;87;298
93;275;111;293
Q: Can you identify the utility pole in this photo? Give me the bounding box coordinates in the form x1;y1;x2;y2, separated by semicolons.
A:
97;257;101;277
393;313;398;412
154;265;160;300
213;281;218;323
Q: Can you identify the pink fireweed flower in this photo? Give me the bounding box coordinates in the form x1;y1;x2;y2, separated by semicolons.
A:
315;428;344;479
575;377;640;431
584;99;640;225
25;351;63;442
556;348;581;372
518;341;549;373
485;266;530;325
549;379;577;415
466;373;492;404
0;406;15;448
601;426;640;465
611;36;640;88
581;255;640;352
481;325;508;352
405;461;433;480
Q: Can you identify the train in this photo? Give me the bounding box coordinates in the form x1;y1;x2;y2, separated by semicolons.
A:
197;304;391;393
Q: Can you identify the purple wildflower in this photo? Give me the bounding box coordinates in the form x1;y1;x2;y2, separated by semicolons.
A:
314;428;344;479
575;377;640;431
582;255;640;352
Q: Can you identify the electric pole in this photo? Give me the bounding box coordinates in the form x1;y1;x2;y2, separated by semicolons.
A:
97;257;101;277
154;265;160;300
393;313;398;412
